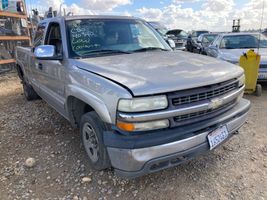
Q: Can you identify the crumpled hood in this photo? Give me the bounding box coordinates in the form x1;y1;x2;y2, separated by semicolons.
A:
219;48;267;64
72;51;243;96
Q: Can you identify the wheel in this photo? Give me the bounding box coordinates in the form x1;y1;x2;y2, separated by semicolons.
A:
80;111;111;170
22;80;39;101
189;46;193;52
255;84;262;97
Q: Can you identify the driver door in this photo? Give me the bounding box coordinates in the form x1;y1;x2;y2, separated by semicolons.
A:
36;22;66;116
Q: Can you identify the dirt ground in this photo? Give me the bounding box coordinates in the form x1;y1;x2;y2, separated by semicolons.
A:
0;73;266;200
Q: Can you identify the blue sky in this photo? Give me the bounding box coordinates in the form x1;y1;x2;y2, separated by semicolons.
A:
61;0;250;12
26;0;266;31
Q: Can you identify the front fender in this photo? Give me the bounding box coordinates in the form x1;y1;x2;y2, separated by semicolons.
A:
65;84;112;124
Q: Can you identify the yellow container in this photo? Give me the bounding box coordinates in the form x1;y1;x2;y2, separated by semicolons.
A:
239;50;262;96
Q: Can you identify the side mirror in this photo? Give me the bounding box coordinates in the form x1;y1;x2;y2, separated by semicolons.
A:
167;39;176;49
34;45;62;60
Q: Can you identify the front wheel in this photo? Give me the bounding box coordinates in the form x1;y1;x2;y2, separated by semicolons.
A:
80;111;111;170
22;81;39;101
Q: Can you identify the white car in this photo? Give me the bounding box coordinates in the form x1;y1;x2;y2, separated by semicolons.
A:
207;32;267;81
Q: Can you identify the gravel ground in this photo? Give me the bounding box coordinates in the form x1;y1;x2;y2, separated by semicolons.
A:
0;73;266;200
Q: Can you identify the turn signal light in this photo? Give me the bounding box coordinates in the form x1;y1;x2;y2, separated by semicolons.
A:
116;119;169;132
116;121;135;132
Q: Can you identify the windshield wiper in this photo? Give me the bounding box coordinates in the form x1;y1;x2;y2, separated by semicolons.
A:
131;47;169;52
80;49;131;57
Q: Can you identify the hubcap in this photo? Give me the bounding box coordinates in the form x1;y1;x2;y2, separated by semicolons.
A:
82;122;99;163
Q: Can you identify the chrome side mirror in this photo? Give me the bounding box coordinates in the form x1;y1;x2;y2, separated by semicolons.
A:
167;39;176;49
34;45;62;60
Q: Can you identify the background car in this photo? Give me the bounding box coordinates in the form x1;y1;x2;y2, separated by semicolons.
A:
262;28;267;37
196;33;218;55
166;29;188;50
206;32;267;82
186;30;209;52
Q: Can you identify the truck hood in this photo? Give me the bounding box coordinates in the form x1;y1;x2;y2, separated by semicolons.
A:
72;51;243;96
219;48;267;64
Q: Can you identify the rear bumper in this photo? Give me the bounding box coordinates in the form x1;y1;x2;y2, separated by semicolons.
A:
106;98;250;178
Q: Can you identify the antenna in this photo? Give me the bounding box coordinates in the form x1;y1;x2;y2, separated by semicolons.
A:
258;0;265;54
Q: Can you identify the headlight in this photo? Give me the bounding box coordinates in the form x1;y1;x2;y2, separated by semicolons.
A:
116;119;169;132
118;95;168;112
237;74;245;87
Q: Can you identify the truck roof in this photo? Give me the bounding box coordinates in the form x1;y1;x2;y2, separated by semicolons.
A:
219;32;261;37
39;15;141;24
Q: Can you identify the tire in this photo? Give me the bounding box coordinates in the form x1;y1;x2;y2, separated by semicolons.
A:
255;84;262;97
80;111;111;170
22;80;39;101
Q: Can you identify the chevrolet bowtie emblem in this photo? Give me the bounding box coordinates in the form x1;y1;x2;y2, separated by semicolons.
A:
209;98;223;109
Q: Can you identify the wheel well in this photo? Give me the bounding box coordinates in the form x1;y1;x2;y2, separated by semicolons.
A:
67;96;95;127
16;64;24;80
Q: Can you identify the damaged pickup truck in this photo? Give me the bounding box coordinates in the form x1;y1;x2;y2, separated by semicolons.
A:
16;15;250;178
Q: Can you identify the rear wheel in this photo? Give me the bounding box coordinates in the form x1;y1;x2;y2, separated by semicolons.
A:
22;80;39;101
80;111;111;170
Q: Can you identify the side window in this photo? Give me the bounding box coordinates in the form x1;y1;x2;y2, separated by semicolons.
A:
45;23;62;55
202;36;209;43
33;24;46;48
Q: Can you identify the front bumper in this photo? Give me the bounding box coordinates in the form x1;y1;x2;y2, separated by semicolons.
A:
105;98;250;178
175;46;186;51
258;68;267;81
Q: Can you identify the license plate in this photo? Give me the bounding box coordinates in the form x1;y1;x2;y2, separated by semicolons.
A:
207;126;229;150
258;72;267;79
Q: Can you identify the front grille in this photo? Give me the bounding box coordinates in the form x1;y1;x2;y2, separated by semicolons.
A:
173;100;236;126
168;79;240;127
171;80;238;106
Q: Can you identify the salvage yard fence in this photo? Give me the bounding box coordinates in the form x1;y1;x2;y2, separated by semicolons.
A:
0;0;31;74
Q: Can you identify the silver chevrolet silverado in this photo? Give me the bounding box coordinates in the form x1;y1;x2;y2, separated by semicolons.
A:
16;15;250;178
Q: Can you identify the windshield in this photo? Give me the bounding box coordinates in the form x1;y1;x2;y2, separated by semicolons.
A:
203;34;217;43
156;28;168;36
220;34;267;49
66;19;170;57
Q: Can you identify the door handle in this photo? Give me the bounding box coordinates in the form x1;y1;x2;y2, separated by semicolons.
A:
38;63;43;70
